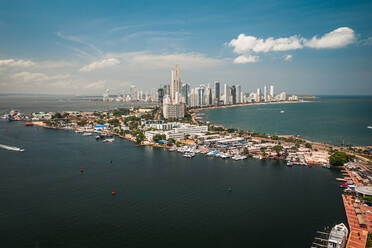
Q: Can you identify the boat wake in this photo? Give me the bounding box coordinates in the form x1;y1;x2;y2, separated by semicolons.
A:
0;144;25;152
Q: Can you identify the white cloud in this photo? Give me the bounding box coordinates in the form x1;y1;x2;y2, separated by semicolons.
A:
11;72;49;82
0;59;35;67
303;27;355;49
110;52;224;69
80;58;120;72
283;54;293;61
228;27;356;63
229;34;303;54
233;54;259;64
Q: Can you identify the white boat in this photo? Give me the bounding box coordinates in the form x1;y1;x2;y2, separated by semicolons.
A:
232;155;247;160
280;110;285;113
183;152;195;158
103;138;114;143
206;151;215;156
0;144;24;152
82;132;92;136
368;126;372;129
327;223;348;248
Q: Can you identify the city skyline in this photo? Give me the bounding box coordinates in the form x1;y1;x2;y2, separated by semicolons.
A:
0;0;371;95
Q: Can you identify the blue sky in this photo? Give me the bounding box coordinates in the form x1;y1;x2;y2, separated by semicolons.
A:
0;0;371;95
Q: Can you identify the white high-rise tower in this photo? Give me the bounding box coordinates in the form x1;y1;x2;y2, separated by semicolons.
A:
171;64;181;104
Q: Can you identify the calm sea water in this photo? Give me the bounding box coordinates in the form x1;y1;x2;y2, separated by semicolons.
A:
1;120;346;247
202;96;372;146
0;94;154;114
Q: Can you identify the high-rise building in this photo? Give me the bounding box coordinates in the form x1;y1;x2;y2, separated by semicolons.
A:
236;85;241;104
130;85;137;101
269;85;274;99
157;88;164;107
163;103;185;119
171;64;181;104
256;88;261;102
224;83;229;105
263;85;267;102
164;84;170;96
181;83;190;106
214;81;220;105
206;87;213;106
231;85;236;104
103;89;109;102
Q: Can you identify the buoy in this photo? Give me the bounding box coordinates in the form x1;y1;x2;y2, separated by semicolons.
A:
112;191;116;195
80;168;84;173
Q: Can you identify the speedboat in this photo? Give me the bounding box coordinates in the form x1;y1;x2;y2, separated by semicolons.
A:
103;138;114;143
280;110;285;113
82;132;92;136
0;144;24;152
368;126;372;129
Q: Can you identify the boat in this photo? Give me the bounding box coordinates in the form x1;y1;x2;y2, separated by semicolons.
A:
280;110;285;113
183;152;195;158
232;155;247;160
327;223;348;248
103;138;114;143
95;135;100;140
0;144;24;152
24;122;33;126
336;178;347;182
368;126;372;129
82;132;92;136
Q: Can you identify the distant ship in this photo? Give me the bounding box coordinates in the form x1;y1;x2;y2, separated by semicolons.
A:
368;126;372;129
280;110;285;113
0;144;24;152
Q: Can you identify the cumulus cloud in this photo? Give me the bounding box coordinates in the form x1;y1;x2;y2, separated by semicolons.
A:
233;54;259;64
303;27;355;49
0;59;35;67
229;35;302;54
80;58;120;72
228;27;356;63
283;54;293;61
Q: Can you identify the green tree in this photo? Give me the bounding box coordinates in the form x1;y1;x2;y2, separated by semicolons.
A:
136;131;145;144
272;145;283;156
329;151;352;167
167;138;175;146
77;119;87;126
305;143;312;149
108;118;120;127
153;134;166;142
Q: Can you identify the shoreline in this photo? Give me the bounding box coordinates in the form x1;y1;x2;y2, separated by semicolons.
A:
190;100;313;111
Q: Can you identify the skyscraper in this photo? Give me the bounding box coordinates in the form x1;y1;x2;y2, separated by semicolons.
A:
269;85;274;99
181;83;190;106
263;85;267;101
157;88;164;107
171;64;181;104
231;85;236;104
236;85;241;104
224;83;229;105
214;81;220;105
256;88;261;102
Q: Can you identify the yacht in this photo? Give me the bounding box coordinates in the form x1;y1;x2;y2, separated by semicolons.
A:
280;110;285;113
82;132;92;136
103;138;114;143
183;152;195;158
0;144;24;152
368;126;372;129
327;223;348;248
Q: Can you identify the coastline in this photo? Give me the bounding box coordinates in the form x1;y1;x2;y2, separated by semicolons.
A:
190;100;313;111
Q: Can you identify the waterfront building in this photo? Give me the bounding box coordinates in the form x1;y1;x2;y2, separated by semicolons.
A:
236;85;241;104
270;85;274;99
103;89;110;102
288;95;298;101
256;88;261;102
231;85;236;104
277;92;287;101
214;81;220;105
171;64;181;104
263;85;268;102
224;83;229;105
163;103;185;119
206;86;213;106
